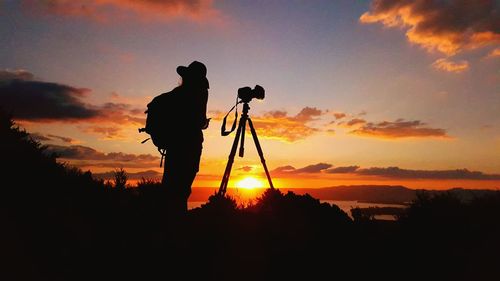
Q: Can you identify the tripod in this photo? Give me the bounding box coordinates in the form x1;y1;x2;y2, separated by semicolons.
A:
218;102;274;196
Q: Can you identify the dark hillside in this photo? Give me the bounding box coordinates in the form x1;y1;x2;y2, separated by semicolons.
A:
2;112;500;280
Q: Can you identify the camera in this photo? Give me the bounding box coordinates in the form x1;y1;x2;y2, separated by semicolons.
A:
238;85;265;103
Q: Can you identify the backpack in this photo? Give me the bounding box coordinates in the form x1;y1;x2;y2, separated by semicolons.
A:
138;90;178;167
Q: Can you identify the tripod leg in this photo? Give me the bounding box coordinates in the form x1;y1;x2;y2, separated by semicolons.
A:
238;115;247;157
247;118;275;189
218;116;245;195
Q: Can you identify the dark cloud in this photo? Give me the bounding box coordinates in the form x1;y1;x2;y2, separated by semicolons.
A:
0;70;98;121
274;164;360;175
272;163;332;174
47;134;75;143
92;170;162;181
0;70;144;140
237;166;253;172
45;144;159;162
29;133;76;143
0;69;34;81
356;167;500;180
325;166;360;174
349;119;449;139
30;133;51;141
294;163;332;173
274;162;500;180
360;0;500;56
73;161;160;169
272;165;296;174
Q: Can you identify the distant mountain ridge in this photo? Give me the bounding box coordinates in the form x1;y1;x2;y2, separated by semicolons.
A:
189;185;499;204
282;185;415;204
286;185;500;204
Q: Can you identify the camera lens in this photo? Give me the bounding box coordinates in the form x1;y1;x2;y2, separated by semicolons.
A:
253;85;265;100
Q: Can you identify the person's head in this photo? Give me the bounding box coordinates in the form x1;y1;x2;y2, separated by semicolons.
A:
177;61;209;89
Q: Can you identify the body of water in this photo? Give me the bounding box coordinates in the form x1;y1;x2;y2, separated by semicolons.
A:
321;200;407;220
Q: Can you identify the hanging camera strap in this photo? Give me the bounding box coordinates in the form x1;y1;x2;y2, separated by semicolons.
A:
221;97;240;136
158;148;166;168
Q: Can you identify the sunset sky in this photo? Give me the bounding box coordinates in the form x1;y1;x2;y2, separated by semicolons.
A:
1;0;499;189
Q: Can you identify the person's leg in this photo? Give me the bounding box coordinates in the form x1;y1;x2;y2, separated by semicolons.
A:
178;170;197;211
162;153;185;216
162;144;202;213
179;144;202;211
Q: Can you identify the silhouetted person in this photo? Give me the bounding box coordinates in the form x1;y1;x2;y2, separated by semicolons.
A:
161;61;209;215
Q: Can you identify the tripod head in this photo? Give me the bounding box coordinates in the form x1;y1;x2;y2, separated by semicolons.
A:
221;85;264;137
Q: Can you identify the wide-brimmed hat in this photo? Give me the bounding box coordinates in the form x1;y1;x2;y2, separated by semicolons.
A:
176;61;207;79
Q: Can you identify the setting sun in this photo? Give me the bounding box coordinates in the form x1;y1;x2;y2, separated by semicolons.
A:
235;177;265;189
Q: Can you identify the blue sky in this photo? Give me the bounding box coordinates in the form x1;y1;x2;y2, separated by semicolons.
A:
1;0;499;188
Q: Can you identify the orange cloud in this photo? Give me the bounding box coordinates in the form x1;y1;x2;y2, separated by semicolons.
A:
252;107;323;142
293;107;323;122
251;117;319;142
346;118;367;127
333;112;346;120
487;48;500;58
23;0;220;23
360;0;500;56
432;58;469;73
349;119;449;139
82;126;125;140
213;106;324;142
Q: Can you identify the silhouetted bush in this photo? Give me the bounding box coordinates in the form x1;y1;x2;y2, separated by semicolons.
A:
113;168;128;190
3;110;500;281
351;207;373;222
205;193;239;210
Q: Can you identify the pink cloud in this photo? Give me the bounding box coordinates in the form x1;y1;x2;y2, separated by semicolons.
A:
349;119;450;139
22;0;221;23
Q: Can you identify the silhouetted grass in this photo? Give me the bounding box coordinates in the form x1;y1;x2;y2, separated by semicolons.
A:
2;110;500;281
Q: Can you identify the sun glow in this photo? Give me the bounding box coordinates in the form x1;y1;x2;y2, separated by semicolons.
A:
235;176;264;189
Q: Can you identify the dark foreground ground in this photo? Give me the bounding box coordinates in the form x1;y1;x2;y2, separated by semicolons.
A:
2;113;500;280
